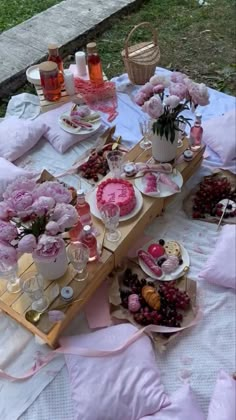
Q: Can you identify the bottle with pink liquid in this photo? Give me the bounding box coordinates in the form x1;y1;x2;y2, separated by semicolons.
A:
76;189;92;226
190;113;203;151
69;219;83;242
81;225;98;261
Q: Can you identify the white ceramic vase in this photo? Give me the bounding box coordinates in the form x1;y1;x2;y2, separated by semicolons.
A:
151;131;178;162
33;241;68;281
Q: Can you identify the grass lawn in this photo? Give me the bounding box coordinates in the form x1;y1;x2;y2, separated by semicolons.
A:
0;0;235;116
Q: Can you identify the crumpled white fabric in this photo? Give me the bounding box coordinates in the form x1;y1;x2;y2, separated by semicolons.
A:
6;93;41;120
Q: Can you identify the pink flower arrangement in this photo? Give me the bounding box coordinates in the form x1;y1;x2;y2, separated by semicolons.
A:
135;71;209;142
0;177;79;267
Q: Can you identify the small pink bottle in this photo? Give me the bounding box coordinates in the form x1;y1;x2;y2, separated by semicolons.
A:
75;189;92;226
190;113;203;151
81;225;98;261
69;219;83;241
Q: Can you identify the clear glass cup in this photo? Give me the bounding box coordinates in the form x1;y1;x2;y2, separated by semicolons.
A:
67;242;89;281
100;203;121;242
139;118;152;150
177;122;186;148
0;262;21;294
20;271;48;312
106;150;124;178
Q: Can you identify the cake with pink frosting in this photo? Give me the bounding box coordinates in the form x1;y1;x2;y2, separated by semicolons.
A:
96;178;136;216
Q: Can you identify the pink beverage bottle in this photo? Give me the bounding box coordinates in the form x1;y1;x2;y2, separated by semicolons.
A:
190;113;203;151
75;189;92;226
81;225;98;261
69;219;83;241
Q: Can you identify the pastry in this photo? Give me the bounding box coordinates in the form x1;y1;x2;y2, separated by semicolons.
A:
141;285;161;310
128;294;141;313
164;240;182;257
162;255;179;274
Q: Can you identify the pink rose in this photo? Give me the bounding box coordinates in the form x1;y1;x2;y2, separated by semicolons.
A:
134;92;147;106
150;75;170;88
51;203;78;231
171;71;187;84
165;95;180;109
187;81;210;106
0;202;10;221
34;235;65;259
153;84;164;94
32;196;55;217
6;190;34;218
140;82;154;97
142;96;164;119
35;182;72;204
169;82;188;101
46;221;60;235
0;241;17;268
18;234;37;253
0;220;18;242
3;177;36;200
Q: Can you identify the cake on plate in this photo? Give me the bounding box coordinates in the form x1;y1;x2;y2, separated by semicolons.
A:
96;178;136;216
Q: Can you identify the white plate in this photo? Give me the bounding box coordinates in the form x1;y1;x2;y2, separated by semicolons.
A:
59;111;101;135
138;239;190;281
26;65;41;85
89;185;143;222
134;170;183;198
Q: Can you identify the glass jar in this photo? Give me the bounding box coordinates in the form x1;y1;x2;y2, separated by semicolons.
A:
48;43;64;84
39;61;61;102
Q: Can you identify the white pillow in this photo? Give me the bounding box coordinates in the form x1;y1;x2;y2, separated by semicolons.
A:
0;116;47;161
0;158;36;199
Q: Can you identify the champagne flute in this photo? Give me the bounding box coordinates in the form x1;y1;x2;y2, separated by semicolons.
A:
139;118;152;150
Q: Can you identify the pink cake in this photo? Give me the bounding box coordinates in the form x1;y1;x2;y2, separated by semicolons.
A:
96;178;136;216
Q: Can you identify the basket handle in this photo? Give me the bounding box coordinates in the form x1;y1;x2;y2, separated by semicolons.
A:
124;22;158;59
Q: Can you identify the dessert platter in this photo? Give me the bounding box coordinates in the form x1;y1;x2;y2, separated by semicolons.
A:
135;169;183;198
89;178;143;221
138;238;190;281
59;105;101;135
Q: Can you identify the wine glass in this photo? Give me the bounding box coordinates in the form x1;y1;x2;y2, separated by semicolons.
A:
67;242;89;281
100;203;121;242
0;262;21;294
139;118;152;150
20;271;48;312
177;122;186;148
106;150;124;178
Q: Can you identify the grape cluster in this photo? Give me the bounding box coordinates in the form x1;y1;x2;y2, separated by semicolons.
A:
192;176;236;219
120;269;190;328
78;148;110;182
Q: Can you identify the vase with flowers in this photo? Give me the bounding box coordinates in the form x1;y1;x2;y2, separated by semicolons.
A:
0;178;79;281
135;71;210;162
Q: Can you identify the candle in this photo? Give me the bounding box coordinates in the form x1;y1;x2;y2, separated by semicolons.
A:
75;51;87;76
64;70;75;96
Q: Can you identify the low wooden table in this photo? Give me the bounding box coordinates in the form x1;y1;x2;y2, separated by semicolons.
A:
0;140;204;347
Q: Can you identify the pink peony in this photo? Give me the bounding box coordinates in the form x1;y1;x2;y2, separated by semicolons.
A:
51;203;78;231
165;95;181;108
187;81;210;106
32;196;55;217
0;220;18;242
3;177;36;200
134;92;147;106
35;182;72;204
169;82;188;101
34;235;65;259
153;84;165;94
0;241;17;268
140;82;154;97
45;221;60;235
171;71;187;84
150;74;170;88
6;190;34;218
18;234;37;253
142;96;164;119
0;202;10;221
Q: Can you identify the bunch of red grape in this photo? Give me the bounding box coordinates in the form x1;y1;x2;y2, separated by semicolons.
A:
192;176;236;219
120;268;190;328
78;149;109;182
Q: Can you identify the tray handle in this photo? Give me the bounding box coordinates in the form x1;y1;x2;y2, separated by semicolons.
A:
124;22;158;58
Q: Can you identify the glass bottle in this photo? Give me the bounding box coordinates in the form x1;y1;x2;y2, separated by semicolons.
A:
39;61;61;102
87;42;103;86
190;113;203;151
75;189;92;226
81;225;98;261
69;218;83;242
48;44;64;84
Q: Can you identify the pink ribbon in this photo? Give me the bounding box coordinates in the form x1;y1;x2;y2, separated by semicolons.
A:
0;310;202;382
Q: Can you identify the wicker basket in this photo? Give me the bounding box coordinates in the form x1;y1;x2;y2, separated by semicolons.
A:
121;22;160;85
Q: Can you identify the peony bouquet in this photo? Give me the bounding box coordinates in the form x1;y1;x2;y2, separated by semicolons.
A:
134;71;209;143
0;178;78;267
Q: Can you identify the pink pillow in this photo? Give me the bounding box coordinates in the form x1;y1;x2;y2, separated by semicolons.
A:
207;370;236;420
38;103;94;153
0;116;47;161
0;157;36;199
199;224;236;289
141;384;204;420
202;109;236;164
61;324;169;420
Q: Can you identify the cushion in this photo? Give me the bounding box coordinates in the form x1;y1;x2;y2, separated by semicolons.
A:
38;103;93;153
207;370;236;420
0;158;36;200
202;109;236;164
0;116;47;161
140;384;204;420
60;324;169;420
198;224;236;289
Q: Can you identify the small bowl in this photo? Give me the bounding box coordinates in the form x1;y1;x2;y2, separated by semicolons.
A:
26;65;41;85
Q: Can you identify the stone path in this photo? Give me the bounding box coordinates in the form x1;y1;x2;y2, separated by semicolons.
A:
0;0;142;97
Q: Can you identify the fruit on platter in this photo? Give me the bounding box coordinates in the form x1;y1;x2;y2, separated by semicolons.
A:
147;243;165;259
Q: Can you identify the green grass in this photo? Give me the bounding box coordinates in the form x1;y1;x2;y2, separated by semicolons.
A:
0;0;62;32
0;0;235;117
